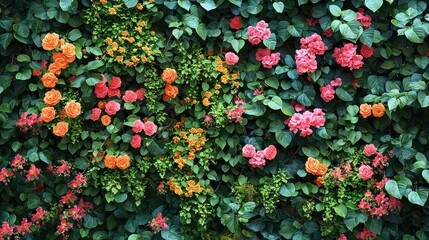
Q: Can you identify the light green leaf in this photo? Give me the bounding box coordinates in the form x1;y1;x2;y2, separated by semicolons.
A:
334;204;348;218
385;180;402;199
273;2;284;13
364;0;383;12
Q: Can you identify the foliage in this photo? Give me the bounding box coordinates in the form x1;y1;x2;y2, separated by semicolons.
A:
1;0;429;239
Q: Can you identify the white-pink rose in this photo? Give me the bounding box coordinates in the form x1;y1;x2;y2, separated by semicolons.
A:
225;52;239;65
132;120;144;133
242;144;256;158
143;121;157;136
122;90;137;103
363;144;377;156
358;165;374;180
249;150;266;168
130;135;142;149
104;101;121;115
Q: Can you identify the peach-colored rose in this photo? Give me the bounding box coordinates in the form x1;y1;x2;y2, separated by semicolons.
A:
116;155;130;170
44;89;62;106
359;103;372;118
64;101;81;119
41;73;58;88
104;155;116;169
61;43;76;58
42;33;59;50
305;157;321;175
161;68;178;84
53;122;69;137
41;107;55;123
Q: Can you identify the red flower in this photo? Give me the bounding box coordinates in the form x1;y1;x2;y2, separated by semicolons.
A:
229;16;242;30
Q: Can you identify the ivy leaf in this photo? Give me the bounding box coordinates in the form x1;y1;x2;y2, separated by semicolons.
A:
273;2;284;13
364;0;383;13
385;180;402;199
329;5;341;17
178;0;191;10
231;39;245;53
124;0;138;8
344;211;359;231
198;0;217;11
263;33;277;50
280;183;296;197
59;0;75;11
221;214;239;233
275;130;293;148
336;87;354;101
407;190;429;206
0;33;13;48
405;28;424;43
196;23;207;40
334;204;348;218
268;96;282;110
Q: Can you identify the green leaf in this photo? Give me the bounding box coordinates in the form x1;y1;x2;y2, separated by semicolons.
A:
405;28;424;43
17;54;30;62
114;193;128;203
280;183;296;197
59;0;75;11
221;214;239;233
386;180;402;199
86;60;104;71
268;96;282;110
183;14;199;28
422;170;429;184
231;39;245;53
172;29;183;39
275;130;293;148
263;33;277;50
365;217;382;234
408;190;429;206
198;0;217;11
124;0;138;8
336;88;354;101
0;33;13;48
178;0;191;10
344;211;359;231
265;78;279;89
196;23;207;40
273;2;284;13
364;0;383;12
84;215;98;229
86;77;101;86
68;29;82;41
329;5;341;17
15;69;32;80
339;23;358;40
334;204;348;218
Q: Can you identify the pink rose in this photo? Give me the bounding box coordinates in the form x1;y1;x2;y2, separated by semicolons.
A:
104;101;121;115
229;16;242;30
90;108;101;121
143;121;157;136
130;135;142;149
249;150;266;168
132;120;144;133
360;44;374;58
136;88;146;101
330;78;342;87
108;88;121;98
242;144;256;158
364;144;377;156
122;90;137;103
263;145;277;160
225;52;239;65
256;48;271;61
94;85;108;98
358;165;374;180
109;76;122;89
320;85;335;102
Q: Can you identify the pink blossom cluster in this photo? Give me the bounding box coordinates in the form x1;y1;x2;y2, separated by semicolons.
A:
358;190;401;219
332;43;364;70
226;98;246;123
0;168;14;185
242;144;277;168
47;159;72;177
255;48;280;68
16;112;43;133
356;8;372;28
67;172;87;192
320;78;342;102
94;74;145;101
26;164;41;182
362;144;389;168
149;213;168;234
130;120;158;149
31;207;49;227
284;108;325;137
11;154;27;170
295;33;327;75
355;227;377;240
247;20;271;45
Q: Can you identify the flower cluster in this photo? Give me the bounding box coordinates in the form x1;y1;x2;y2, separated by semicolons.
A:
255;48;280;68
162;68;179;101
149;213;168;234
355;227;377;240
130;119;158;148
356;8;372;28
16;112;43;133
359;103;386;118
360;44;374;58
242;144;277;168
225;98;246;123
295;33;327;75
103;155;131;170
171;123;206;169
320;78;342;102
332;43;364;70
247;20;271;45
285;108;325;137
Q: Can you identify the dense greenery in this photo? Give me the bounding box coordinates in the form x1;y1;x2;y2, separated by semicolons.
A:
1;0;429;239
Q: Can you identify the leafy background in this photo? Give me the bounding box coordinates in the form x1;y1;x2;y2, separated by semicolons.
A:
1;0;429;239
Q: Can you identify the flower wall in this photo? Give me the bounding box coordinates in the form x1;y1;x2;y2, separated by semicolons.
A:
1;0;429;239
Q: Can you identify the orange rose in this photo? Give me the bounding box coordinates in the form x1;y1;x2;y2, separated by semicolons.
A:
42;33;60;50
316;163;327;176
64;101;81;119
41;72;58;88
359;103;372;118
41;107;56;123
104;155;117;169
305;157;321;175
161;68;178;84
52;52;69;69
48;63;61;75
116;155;130;170
53;121;69;137
44;89;62;106
163;84;179;101
33;69;42;76
61;43;76;59
98;101;107;109
372;103;385;118
101;115;111;126
314;175;326;187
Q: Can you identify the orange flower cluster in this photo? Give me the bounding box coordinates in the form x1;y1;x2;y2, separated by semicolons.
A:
359;103;386;118
305;157;327;187
167;178;183;195
214;57;241;88
172;127;206;169
184;180;203;197
104;155;130;170
162;68;179;101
